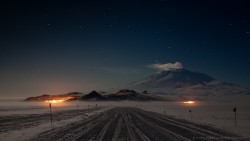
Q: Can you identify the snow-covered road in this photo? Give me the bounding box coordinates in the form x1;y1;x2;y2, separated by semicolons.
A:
0;107;101;133
28;107;246;141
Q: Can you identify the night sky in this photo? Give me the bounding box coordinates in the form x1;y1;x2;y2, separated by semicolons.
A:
1;0;250;97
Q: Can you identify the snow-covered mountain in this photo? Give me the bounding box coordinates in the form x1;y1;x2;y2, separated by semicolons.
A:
81;89;160;101
127;69;250;97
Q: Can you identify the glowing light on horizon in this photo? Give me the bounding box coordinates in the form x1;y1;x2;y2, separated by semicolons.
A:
45;99;64;103
44;96;75;104
183;101;195;104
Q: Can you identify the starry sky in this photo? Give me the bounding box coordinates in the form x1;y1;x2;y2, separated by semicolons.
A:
1;0;250;97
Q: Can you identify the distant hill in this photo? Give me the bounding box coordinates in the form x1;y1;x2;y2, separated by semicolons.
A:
127;69;250;98
104;89;159;101
24;89;162;102
81;91;104;100
24;92;82;101
81;89;161;101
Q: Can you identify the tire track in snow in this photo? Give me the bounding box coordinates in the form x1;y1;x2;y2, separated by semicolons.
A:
137;109;231;138
111;117;123;141
0;108;102;133
28;107;246;141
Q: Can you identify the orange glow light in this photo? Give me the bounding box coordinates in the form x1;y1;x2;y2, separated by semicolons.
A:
45;99;64;103
183;101;195;104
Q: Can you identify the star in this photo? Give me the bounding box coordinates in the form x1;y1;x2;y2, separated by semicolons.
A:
47;23;51;26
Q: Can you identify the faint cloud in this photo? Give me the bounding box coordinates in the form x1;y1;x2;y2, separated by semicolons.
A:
148;62;184;71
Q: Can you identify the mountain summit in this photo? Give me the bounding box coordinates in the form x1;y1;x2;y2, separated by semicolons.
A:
128;69;214;88
127;69;250;97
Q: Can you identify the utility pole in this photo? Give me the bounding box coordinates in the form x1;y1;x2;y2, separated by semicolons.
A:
49;103;52;127
189;109;192;120
77;103;79;116
233;107;237;127
88;104;89;115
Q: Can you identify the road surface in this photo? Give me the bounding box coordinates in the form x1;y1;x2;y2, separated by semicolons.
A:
30;107;246;141
0;107;101;133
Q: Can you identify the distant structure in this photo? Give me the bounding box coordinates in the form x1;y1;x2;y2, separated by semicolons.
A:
233;107;237;126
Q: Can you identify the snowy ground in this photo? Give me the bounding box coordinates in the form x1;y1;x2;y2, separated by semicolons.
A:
0;100;249;140
0;101;110;141
28;107;246;141
0;108;107;141
137;100;250;139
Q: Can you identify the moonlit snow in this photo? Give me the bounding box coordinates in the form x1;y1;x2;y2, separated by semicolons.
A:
0;100;249;140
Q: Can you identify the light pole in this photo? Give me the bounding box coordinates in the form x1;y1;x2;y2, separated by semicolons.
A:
49;102;53;127
77;103;79;116
233;107;237;127
45;99;64;127
88;104;89;115
189;109;192;120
